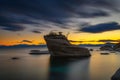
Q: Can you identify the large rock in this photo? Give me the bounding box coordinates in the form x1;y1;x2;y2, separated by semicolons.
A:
100;43;115;51
113;43;120;51
44;32;91;57
100;42;120;52
111;68;120;80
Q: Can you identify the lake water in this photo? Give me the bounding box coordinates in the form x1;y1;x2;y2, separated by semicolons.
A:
0;47;120;80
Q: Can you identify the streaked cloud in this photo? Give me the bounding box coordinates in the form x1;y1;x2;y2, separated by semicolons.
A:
0;24;25;31
98;39;120;43
32;30;42;34
80;22;120;33
69;39;120;43
0;0;120;32
20;40;33;43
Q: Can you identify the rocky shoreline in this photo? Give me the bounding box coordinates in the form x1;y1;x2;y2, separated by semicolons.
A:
100;43;120;52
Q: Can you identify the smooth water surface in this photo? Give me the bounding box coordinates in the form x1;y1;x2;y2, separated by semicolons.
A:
0;47;120;80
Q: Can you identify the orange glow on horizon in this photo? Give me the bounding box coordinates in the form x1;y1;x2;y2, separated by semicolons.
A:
0;30;120;46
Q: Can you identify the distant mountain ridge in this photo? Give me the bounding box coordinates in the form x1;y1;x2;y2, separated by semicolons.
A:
79;44;103;47
0;44;47;48
0;43;116;48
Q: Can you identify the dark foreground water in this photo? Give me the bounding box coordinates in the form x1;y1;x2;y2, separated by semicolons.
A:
0;47;120;80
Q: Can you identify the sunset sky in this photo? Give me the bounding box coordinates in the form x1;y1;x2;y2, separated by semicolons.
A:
0;0;120;46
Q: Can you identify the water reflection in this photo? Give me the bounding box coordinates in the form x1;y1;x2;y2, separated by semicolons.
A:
0;48;120;80
49;56;90;80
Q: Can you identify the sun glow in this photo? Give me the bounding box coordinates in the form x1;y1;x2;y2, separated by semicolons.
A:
0;30;120;46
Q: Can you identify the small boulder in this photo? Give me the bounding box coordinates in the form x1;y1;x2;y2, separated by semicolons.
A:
89;49;93;51
11;57;19;60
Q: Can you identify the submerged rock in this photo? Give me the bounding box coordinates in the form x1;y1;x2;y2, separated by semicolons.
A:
11;57;19;60
89;49;93;51
29;50;49;55
100;53;109;55
111;68;120;80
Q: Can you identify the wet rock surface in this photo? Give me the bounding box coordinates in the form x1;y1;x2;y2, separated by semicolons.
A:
11;57;20;60
111;68;120;80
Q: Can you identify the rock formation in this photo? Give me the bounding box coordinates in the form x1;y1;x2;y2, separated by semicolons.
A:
111;68;120;80
113;43;120;52
100;42;115;51
44;32;91;57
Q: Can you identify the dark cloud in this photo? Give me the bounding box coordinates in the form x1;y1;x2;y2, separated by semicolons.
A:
69;39;120;43
20;40;33;43
69;40;83;43
98;39;120;42
0;0;120;31
80;22;120;33
0;24;25;31
69;40;97;43
32;30;42;34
